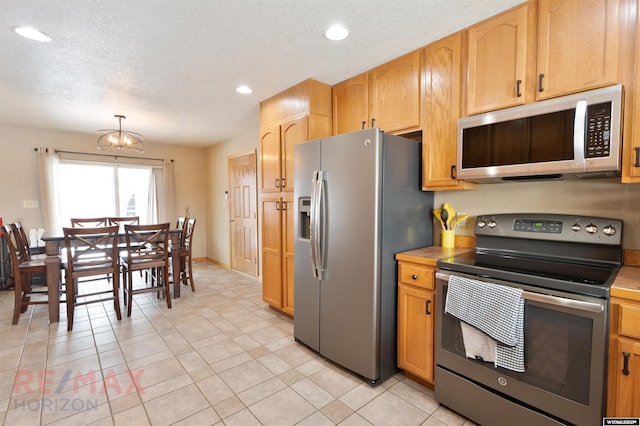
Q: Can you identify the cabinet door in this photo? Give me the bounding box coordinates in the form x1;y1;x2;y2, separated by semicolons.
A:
422;33;463;189
466;4;530;115
261;196;282;308
370;51;421;133
609;338;640;417
536;0;620;100
281;195;295;316
260;125;282;193
397;282;435;383
333;73;369;135
281;117;308;192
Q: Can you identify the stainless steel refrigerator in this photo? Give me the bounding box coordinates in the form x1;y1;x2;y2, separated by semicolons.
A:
293;128;434;384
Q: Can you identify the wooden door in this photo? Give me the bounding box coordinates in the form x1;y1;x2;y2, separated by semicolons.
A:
281;117;308;192
422;33;463;189
282;195;295;316
332;73;369;135
228;151;257;277
397;283;435;383
466;4;531;115
536;0;620;100
370;51;421;133
261;195;282;308
260;125;281;193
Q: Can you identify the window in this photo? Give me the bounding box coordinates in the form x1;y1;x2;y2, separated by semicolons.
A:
57;161;153;225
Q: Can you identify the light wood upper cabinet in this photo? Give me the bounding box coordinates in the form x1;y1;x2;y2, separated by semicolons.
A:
260;125;282;193
370;51;421;134
333;50;421;135
422;32;477;191
466;3;534;115
536;0;622;100
332;73;369;135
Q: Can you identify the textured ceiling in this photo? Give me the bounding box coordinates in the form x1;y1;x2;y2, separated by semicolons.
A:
0;0;524;146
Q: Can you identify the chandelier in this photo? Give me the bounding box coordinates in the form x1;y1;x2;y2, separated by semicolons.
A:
96;114;144;153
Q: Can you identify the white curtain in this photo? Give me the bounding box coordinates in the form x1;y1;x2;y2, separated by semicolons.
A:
36;147;61;229
156;158;176;224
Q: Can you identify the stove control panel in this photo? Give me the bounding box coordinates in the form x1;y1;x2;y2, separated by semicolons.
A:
475;213;623;245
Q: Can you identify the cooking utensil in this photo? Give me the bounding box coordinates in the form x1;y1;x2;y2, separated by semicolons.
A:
440;207;449;230
433;209;446;230
443;203;455;230
451;213;469;229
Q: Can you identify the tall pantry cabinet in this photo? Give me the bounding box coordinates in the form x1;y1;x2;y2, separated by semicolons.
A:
259;79;332;316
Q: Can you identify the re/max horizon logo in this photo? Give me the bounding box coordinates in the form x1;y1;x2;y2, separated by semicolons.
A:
12;369;144;412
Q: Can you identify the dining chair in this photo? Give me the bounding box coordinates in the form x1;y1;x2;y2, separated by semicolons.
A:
174;218;196;292
62;225;121;331
3;224;52;325
11;221;38;260
121;223;171;317
70;217;109;227
107;216;140;227
175;216;186;245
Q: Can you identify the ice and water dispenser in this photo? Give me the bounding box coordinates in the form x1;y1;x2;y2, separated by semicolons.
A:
298;197;311;240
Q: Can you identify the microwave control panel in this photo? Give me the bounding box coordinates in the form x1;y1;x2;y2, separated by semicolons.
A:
585;102;611;158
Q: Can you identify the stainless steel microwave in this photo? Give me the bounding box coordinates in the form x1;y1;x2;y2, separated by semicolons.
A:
457;84;623;183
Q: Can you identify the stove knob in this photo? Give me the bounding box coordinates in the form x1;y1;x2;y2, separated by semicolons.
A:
571;223;581;232
477;220;486;228
585;223;598;234
603;225;617;236
488;220;497;228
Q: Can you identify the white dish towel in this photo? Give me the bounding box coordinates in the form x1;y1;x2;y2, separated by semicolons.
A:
445;275;525;372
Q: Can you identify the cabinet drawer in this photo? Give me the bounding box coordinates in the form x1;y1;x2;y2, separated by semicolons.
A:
619;304;640;340
399;262;434;289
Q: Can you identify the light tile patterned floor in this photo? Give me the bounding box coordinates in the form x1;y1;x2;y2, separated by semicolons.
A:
0;262;476;426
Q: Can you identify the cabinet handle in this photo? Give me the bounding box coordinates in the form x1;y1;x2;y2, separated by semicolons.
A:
412;274;418;280
275;201;280;211
425;300;431;315
450;164;456;180
623;351;630;376
362;121;366;130
371;118;376;128
538;73;545;92
635;147;640;167
281;178;286;188
281;201;286;211
275;179;280;188
516;79;522;97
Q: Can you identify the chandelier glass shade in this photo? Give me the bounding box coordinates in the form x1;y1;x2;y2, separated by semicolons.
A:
97;115;144;153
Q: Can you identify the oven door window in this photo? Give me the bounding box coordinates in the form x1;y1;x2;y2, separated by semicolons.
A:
440;287;594;406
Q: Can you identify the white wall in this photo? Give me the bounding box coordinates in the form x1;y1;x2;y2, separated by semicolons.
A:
0;124;208;258
205;106;260;267
434;177;640;249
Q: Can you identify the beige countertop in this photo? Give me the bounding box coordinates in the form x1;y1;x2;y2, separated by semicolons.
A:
397;246;640;302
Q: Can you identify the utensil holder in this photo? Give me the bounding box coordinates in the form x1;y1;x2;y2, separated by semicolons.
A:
441;230;455;249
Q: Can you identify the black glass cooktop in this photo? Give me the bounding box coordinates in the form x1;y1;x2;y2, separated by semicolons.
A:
437;251;619;298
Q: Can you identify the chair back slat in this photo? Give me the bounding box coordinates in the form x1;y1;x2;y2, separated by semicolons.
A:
70;218;109;228
107;216;140;227
175;216;186;245
183;218;196;250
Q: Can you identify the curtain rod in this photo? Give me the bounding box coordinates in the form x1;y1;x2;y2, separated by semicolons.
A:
34;148;173;162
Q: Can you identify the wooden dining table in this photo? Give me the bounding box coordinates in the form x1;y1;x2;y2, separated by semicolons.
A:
41;227;185;323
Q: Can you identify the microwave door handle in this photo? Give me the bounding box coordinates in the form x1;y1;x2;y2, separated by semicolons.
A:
574;100;587;165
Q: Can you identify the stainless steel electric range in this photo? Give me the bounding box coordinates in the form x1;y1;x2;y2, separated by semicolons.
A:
435;213;623;426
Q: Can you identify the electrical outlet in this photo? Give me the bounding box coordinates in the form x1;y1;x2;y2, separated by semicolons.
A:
23;200;38;208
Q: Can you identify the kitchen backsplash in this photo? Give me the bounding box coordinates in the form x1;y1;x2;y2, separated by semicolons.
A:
433;177;640;250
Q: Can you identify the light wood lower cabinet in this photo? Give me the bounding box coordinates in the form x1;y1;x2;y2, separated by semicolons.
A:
397;261;436;384
608;297;640;416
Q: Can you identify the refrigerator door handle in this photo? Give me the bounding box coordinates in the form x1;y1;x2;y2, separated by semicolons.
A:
310;171;319;277
315;170;325;279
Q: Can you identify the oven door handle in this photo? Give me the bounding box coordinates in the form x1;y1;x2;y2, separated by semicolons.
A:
436;272;604;314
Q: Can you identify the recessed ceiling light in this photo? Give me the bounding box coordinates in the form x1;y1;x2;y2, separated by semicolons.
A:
324;24;349;41
12;26;52;42
236;85;253;94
